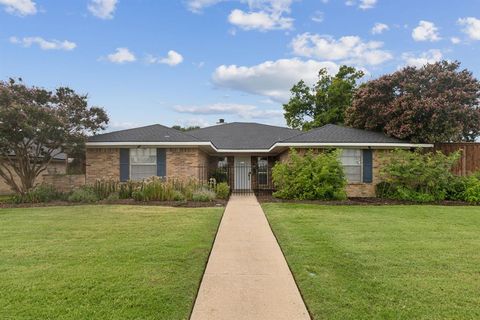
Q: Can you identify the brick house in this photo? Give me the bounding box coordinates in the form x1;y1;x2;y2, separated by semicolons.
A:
0;153;68;195
86;122;432;197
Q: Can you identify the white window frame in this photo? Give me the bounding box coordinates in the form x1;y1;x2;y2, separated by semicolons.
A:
129;148;157;181
340;149;363;183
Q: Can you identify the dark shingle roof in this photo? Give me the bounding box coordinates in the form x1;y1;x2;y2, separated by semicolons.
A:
88;124;200;143
188;122;301;149
284;124;405;144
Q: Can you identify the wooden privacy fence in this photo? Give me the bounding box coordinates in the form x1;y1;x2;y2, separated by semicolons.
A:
434;143;480;176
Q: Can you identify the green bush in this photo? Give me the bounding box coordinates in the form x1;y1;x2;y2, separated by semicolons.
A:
378;149;460;202
172;190;186;201
105;192;120;202
446;174;480;203
68;187;99;203
272;149;347;200
215;182;230;199
92;179;118;200
118;181;141;199
12;184;64;204
192;189;216;202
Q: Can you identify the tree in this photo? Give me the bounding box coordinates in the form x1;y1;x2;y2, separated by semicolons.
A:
345;61;480;143
0;78;109;194
283;65;364;130
172;125;200;131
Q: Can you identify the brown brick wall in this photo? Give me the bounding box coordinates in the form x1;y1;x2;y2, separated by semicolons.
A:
86;148;120;184
42;174;86;193
277;148;391;198
0;160;67;195
166;148;209;181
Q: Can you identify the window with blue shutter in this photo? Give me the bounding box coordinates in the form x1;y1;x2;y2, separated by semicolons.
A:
156;148;166;177
119;148;130;182
362;149;373;183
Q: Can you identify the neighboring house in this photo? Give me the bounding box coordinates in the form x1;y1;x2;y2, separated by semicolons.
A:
0;153;67;195
85;122;432;197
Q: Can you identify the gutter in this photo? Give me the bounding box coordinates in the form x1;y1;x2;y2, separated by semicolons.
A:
86;141;433;152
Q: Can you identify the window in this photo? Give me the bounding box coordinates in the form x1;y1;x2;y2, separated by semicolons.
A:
340;149;362;183
217;157;228;168
257;157;268;186
130;148;157;180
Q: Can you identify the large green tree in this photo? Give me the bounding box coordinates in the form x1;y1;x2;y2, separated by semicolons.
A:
345;61;480;143
283;65;364;130
0;78;109;194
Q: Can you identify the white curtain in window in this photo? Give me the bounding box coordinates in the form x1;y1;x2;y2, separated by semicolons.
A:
340;149;362;183
130;148;157;180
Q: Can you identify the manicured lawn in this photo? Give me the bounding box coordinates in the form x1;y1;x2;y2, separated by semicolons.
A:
263;204;480;319
0;205;223;319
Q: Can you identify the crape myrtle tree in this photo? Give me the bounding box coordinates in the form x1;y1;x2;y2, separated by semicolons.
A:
0;78;109;194
283;65;365;130
345;61;480;143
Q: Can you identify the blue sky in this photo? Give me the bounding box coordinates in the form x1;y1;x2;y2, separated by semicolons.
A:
1;0;479;130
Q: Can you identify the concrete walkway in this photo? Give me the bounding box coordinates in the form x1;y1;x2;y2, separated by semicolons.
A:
190;195;310;320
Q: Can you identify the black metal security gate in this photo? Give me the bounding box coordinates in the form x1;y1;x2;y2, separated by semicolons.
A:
197;164;274;195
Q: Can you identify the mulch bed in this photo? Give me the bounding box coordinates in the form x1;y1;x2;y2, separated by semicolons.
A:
256;195;477;206
0;199;227;209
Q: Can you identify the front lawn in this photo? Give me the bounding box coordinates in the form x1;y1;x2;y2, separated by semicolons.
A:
0;205;223;319
263;204;480;319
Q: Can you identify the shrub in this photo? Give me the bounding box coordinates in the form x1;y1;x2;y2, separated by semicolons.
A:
378;149;460;202
118;181;141;199
215;182;230;199
446;174;480;203
192;189;216;202
272;149;347;200
172;190;186;201
105;192;120;202
68;187;99;203
92;179;118;200
12;184;64;203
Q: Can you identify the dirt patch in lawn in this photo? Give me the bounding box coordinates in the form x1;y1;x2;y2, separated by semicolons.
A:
257;195;477;206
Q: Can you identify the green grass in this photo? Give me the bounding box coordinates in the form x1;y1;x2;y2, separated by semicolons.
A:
0;205;223;319
263;204;480;320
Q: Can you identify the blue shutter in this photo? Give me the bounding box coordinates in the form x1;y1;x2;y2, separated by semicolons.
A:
157;149;166;177
362;149;373;183
120;149;130;182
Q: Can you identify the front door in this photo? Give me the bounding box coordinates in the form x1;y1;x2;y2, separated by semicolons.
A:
234;156;251;190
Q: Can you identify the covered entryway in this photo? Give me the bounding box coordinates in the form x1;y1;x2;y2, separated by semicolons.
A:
234;156;251;191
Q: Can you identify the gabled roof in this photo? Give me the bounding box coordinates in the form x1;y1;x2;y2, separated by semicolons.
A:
88;124;200;143
187;122;301;150
87;122;431;150
284;124;405;144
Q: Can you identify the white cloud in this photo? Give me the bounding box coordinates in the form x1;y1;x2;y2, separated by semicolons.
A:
345;0;377;9
174;117;211;128
187;0;294;31
359;0;377;10
458;17;480;40
106;47;136;64
450;37;461;44
412;20;441;42
174;103;283;119
186;0;223;13
401;49;443;68
371;22;389;34
9;36;76;50
212;58;340;103
146;50;184;66
88;0;118;19
311;11;324;23
228;9;293;31
0;0;36;16
291;33;392;66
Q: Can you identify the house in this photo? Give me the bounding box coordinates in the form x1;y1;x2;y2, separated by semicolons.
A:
85;122;432;197
0;152;68;195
